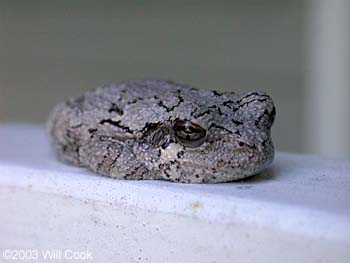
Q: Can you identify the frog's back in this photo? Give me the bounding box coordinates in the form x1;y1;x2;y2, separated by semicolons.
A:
47;79;198;164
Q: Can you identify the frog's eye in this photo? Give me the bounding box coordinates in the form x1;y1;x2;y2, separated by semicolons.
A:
173;119;206;148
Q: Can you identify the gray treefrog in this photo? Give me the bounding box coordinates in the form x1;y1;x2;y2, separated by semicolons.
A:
47;79;276;183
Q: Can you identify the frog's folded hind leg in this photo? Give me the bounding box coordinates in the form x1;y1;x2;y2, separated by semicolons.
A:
47;101;85;166
79;139;159;180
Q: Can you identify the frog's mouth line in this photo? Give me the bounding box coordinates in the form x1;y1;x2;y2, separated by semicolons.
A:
158;142;271;167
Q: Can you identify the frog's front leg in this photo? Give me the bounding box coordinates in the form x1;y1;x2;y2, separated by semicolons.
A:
79;138;158;180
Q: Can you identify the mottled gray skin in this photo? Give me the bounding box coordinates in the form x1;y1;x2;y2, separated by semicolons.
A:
47;79;276;183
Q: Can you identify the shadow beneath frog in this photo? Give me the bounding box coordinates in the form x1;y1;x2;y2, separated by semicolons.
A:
235;165;279;184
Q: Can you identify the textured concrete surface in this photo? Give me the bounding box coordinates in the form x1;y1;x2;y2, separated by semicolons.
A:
0;124;349;262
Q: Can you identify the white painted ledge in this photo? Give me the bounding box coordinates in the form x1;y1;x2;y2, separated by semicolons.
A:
0;124;349;263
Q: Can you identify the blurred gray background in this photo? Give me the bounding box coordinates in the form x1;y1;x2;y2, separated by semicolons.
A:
0;0;349;159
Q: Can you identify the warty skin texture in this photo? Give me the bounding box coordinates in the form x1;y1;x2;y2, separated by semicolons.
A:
47;79;276;183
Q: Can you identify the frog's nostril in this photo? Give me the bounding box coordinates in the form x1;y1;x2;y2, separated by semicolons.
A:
255;104;276;129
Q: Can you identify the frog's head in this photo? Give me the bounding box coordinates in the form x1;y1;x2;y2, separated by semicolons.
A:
142;90;276;183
